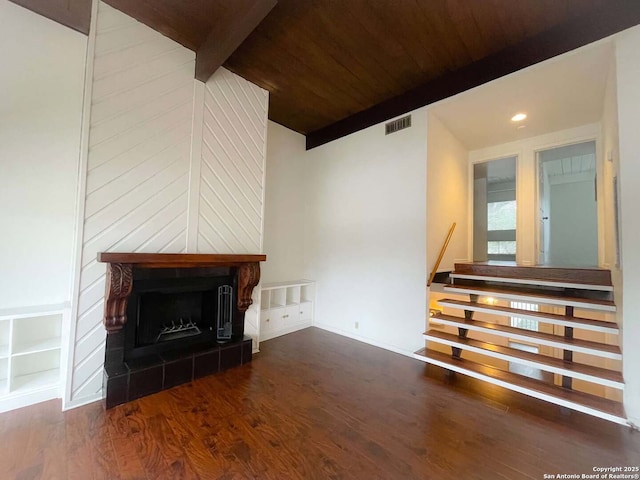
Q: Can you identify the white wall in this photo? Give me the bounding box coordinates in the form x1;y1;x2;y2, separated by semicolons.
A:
262;121;307;283
469;123;602;266
602;54;620;271
303;111;427;356
615;25;640;427
426;113;469;275
0;1;86;310
66;2;269;409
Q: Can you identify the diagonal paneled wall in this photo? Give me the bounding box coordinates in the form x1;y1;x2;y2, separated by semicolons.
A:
196;68;269;348
67;2;269;409
198;68;268;255
69;1;195;404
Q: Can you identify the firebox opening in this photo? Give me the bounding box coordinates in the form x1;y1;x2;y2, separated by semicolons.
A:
123;268;239;361
137;288;212;347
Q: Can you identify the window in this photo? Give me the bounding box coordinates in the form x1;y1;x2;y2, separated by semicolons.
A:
510;301;538;331
487;201;516;231
486;198;516;261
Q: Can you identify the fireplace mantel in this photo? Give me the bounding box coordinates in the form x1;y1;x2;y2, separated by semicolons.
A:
98;252;266;332
97;252;266;268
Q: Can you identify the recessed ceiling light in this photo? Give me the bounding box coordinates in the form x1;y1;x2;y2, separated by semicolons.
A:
511;113;527;122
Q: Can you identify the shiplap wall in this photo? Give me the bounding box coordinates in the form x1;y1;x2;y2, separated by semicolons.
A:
67;1;268;408
198;68;268;255
197;69;269;345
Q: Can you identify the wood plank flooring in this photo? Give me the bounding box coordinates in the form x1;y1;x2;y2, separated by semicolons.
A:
1;327;638;479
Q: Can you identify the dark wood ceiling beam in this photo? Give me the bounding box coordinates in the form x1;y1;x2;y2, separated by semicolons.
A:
8;0;91;35
306;0;640;150
195;0;277;83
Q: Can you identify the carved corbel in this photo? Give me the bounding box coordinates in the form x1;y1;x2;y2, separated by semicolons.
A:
237;262;261;312
103;263;133;332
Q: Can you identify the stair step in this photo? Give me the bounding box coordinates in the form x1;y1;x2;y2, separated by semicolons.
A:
450;273;613;292
444;284;616;312
414;348;627;426
438;298;619;334
424;330;624;389
453;263;612;287
429;314;622;360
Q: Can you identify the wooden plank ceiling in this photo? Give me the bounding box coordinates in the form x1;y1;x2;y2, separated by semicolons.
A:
8;0;91;34
12;0;640;148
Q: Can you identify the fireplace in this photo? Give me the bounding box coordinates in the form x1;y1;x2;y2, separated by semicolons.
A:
125;267;238;359
99;253;265;408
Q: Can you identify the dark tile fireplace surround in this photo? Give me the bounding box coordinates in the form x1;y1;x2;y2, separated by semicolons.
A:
98;253;265;408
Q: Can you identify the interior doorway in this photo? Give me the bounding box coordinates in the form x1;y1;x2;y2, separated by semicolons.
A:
473;156;517;262
537;141;598;266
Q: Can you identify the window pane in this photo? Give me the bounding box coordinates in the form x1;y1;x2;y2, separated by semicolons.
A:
487;241;516;254
487;200;516;231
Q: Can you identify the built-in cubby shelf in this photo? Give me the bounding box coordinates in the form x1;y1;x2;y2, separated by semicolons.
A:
0;305;66;413
260;280;315;342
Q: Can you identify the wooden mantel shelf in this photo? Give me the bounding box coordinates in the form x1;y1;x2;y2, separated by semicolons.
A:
96;252;266;333
97;252;266;268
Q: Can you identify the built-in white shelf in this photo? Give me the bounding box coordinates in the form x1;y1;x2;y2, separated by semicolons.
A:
12;337;62;357
0;358;7;394
11;368;60;394
0;306;66;413
260;280;315;343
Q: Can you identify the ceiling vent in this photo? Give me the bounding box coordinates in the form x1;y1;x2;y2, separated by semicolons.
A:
385;115;411;135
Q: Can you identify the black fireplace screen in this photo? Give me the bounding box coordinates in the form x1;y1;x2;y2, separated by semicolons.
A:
124;269;238;358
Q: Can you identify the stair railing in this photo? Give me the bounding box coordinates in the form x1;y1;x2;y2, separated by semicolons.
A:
427;222;456;287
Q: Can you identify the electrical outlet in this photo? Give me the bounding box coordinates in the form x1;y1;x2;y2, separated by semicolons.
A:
355;321;359;330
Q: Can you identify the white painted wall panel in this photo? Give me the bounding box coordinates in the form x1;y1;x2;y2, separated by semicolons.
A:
0;1;85;310
426;113;469;273
262;122;307;283
198;68;268;255
303;110;428;356
615;25;640;427
68;1;195;406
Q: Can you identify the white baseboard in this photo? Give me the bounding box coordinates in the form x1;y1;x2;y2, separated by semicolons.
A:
62;391;102;411
0;387;59;413
313;322;416;358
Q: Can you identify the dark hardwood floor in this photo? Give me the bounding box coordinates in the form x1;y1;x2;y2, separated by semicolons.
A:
1;327;638;479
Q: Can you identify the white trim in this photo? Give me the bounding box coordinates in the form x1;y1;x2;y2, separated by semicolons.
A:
186;80;205;253
450;274;613;292
429;315;621;359
63;0;99;412
414;350;628;426
62;391;102;412
443;285;616;312
438;299;618;334
0;303;70;320
262;279;315;290
0;386;59;414
314;323;415;358
424;332;624;389
259;89;269;254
